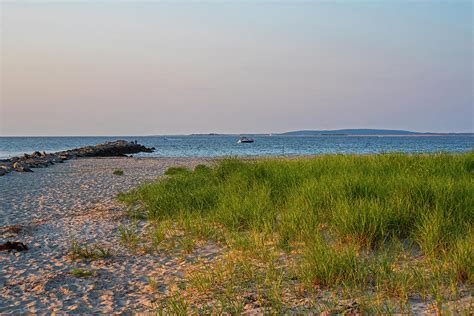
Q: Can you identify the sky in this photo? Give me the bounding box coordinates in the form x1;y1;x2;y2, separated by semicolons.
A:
0;0;472;136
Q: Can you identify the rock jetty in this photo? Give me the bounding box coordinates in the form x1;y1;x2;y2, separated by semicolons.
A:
0;140;155;176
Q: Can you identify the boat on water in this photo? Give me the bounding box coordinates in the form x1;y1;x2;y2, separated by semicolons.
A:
237;136;254;143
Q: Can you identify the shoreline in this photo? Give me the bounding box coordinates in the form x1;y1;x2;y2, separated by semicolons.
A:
2;148;473;162
2;148;472;166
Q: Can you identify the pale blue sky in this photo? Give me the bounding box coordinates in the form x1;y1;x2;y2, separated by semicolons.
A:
1;0;472;135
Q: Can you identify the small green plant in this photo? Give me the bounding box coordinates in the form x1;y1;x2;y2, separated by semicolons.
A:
70;267;95;278
448;236;474;283
166;293;190;315
95;244;113;258
179;236;194;254
216;296;245;314
188;270;214;292
113;169;124;176
69;241;113;260
299;235;360;287
148;275;158;291
265;263;285;312
118;224;140;247
152;224;166;247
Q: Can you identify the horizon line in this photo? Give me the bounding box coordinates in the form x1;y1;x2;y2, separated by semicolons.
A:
1;129;474;138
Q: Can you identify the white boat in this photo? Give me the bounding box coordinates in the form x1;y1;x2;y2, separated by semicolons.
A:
237;136;254;143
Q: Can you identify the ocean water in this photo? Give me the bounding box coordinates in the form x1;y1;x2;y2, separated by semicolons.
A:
0;135;472;159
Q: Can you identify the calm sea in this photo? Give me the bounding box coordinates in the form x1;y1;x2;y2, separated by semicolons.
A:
0;135;473;159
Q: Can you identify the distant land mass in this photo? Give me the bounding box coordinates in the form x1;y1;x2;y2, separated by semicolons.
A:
279;129;473;136
176;129;473;137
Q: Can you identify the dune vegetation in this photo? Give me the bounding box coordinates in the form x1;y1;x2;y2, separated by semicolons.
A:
118;152;473;313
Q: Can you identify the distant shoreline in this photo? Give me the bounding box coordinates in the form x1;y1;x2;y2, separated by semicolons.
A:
187;133;474;137
274;133;474;137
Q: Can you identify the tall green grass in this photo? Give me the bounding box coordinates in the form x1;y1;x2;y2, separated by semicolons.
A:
118;151;474;302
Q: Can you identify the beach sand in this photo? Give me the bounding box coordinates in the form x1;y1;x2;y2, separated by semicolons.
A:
0;157;217;313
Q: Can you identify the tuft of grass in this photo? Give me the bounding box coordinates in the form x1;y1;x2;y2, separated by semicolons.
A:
298;234;360;287
148;275;158;291
69;240;113;260
448;235;474;283
151;223;166;247
70;267;95;278
118;224;140;247
179;236;195;254
166;293;190;315
113;169;124;176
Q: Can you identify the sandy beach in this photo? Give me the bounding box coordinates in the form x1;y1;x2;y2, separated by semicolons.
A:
1;155;472;314
0;157;215;313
